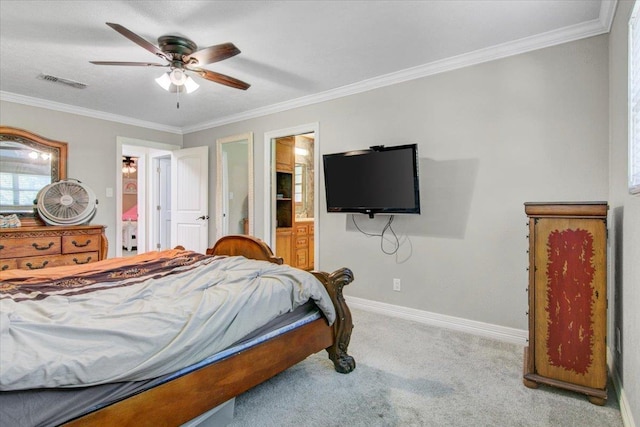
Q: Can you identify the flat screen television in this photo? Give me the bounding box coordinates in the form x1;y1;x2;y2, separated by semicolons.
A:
323;143;420;217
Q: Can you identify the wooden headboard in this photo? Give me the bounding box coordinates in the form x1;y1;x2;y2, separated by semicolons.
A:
206;235;284;265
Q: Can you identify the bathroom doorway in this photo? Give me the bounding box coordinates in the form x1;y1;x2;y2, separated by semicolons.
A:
264;123;318;270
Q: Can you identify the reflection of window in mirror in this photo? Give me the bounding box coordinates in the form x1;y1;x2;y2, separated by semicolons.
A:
1;164;51;207
294;164;304;204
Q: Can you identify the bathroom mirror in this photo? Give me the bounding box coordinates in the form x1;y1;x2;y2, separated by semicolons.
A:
215;132;253;239
0;126;68;217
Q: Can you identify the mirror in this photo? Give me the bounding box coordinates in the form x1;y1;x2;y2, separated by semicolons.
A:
215;132;253;239
0;126;68;218
294;135;314;220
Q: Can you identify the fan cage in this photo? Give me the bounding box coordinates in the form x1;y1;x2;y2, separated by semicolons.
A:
36;180;97;226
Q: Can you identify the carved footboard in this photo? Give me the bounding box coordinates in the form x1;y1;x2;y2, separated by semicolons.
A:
210;234;356;374
312;268;356;373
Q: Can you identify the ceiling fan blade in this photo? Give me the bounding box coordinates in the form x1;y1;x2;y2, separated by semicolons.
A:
191;68;250;90
184;42;240;65
90;61;167;67
105;22;170;61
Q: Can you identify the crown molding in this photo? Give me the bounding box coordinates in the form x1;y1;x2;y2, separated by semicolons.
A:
2;1;618;136
600;0;618;32
184;4;617;133
0;91;183;135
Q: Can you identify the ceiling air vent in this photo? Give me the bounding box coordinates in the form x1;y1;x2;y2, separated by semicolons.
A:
37;73;87;89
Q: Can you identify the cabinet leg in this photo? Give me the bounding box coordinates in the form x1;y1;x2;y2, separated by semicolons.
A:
523;378;539;389
587;396;606;406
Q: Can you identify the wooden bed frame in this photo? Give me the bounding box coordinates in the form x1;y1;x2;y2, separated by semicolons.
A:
63;235;355;426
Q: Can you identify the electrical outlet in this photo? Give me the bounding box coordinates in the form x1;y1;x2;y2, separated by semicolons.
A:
393;278;401;292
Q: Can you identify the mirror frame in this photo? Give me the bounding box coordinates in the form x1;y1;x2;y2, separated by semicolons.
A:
0;126;68;222
215;132;254;240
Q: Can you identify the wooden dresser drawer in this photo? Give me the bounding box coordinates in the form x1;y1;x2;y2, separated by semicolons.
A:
17;252;100;270
62;235;101;254
0;236;61;259
1;259;18;271
295;236;308;248
295;224;308;235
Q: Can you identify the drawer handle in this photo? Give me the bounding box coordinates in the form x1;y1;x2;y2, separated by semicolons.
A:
71;239;91;248
26;261;49;270
1;265;9;271
0;244;4;250
73;256;92;265
32;242;54;251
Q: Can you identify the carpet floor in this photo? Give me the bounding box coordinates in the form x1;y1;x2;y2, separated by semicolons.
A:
227;308;623;427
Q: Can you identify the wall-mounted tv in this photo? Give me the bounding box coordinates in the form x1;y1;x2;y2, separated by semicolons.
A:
323;143;420;218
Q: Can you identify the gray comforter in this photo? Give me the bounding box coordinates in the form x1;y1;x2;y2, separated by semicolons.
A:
0;253;335;391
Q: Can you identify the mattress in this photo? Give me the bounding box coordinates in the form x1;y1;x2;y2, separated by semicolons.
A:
0;302;322;427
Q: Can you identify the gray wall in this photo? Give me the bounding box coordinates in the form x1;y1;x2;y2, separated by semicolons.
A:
184;35;610;331
0;101;182;256
609;0;640;424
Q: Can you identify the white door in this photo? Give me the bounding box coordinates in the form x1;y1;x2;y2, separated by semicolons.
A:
170;146;209;253
151;155;171;251
158;157;171;250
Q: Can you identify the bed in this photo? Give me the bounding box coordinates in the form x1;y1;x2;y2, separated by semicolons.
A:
0;234;355;426
122;205;138;251
122;220;137;252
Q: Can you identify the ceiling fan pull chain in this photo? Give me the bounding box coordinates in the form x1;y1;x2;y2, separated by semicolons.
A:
176;88;180;109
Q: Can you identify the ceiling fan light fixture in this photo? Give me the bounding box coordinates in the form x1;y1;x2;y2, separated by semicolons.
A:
169;69;186;86
155;72;172;91
155;70;199;94
122;156;137;175
183;76;199;93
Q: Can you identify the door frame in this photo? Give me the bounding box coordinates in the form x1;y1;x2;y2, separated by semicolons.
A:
215;132;254;240
263;123;319;269
116;137;179;257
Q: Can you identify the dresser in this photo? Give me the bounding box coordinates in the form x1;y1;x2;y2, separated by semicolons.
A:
0;225;108;271
522;202;608;405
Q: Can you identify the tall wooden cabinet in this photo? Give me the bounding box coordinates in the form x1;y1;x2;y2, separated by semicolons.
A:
275;137;295;265
523;202;608;405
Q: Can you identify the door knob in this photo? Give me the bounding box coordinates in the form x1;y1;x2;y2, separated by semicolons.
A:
197;215;210;220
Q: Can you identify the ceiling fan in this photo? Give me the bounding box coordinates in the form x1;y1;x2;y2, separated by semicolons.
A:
90;22;250;92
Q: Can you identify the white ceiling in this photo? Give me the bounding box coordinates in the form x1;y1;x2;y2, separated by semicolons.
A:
0;1;616;134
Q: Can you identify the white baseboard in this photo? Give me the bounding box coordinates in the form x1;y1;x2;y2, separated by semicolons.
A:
345;296;528;345
608;348;637;427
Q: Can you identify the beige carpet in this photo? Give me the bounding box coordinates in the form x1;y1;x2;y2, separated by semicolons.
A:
228;308;623;427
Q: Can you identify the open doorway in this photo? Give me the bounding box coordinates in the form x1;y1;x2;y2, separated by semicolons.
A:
264;124;318;270
116;137;178;258
121;155;139;256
